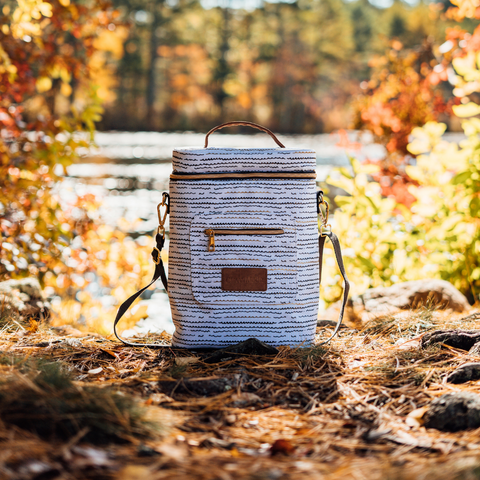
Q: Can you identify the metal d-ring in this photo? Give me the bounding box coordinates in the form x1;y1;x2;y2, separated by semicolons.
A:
320;224;332;237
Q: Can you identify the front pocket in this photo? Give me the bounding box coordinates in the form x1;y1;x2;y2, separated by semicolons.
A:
190;215;297;305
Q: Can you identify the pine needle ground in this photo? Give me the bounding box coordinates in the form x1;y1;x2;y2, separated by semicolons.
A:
1;309;480;479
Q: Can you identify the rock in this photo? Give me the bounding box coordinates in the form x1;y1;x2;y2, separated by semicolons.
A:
424;392;480;431
158;377;234;397
322;279;470;325
421;330;480;350
446;363;480;384
203;338;279;364
357;280;470;314
0;278;50;323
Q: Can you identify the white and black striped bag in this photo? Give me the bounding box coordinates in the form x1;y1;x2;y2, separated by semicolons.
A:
114;122;349;348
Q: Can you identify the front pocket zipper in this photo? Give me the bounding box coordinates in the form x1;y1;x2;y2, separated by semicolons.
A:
204;228;285;252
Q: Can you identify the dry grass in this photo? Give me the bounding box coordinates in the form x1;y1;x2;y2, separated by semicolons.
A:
1;308;480;479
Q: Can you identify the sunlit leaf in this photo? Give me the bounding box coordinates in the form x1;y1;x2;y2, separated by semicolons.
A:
36;76;52;92
453;103;480;118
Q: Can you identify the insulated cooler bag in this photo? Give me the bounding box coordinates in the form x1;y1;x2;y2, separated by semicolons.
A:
114;121;349;348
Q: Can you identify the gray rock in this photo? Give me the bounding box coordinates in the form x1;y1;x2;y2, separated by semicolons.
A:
446;363;480;384
322;279;471;326
424;392;480;431
354;279;470;314
0;278;50;323
422;329;480;350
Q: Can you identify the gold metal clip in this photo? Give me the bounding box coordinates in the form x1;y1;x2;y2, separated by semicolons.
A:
156;193;169;239
320;224;332;237
318;199;329;227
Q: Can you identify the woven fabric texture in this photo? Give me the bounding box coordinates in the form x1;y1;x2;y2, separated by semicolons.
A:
172;147;317;173
168;147;318;348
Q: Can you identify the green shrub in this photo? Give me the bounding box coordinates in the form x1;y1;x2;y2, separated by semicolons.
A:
324;119;480;304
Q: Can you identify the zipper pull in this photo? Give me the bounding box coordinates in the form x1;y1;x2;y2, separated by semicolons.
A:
205;229;215;252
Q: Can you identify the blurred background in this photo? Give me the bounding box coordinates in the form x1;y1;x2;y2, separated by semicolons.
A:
1;0;480;338
91;0;461;133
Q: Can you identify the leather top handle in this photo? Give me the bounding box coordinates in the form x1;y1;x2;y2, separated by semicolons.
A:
204;121;286;148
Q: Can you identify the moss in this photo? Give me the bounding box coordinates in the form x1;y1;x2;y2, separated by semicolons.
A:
0;357;162;443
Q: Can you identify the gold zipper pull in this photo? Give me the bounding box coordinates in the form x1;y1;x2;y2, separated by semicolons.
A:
205;229;215;252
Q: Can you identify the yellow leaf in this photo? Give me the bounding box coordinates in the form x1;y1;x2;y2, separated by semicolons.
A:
462;118;480;136
60;82;72;97
59;0;70;5
36;76;52;93
97;225;114;241
423;121;447;137
407;139;430;155
453;102;480;118
405;165;424;182
38;2;53;18
453;52;477;78
361;164;380;174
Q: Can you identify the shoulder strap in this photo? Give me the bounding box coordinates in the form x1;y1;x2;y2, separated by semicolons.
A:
113;230;349;348
113;232;169;347
316;231;350;346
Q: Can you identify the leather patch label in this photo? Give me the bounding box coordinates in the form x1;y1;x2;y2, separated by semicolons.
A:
221;268;267;292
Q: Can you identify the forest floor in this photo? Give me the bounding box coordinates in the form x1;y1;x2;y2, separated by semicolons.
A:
2;308;480;480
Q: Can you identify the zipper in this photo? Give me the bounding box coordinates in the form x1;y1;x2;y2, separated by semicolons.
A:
170;171;317;181
204;228;285;252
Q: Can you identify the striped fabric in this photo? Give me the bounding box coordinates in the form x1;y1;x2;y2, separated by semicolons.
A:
168;146;319;348
172;147;316;173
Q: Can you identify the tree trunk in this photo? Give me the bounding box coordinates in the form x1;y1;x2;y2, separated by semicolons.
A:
146;2;161;130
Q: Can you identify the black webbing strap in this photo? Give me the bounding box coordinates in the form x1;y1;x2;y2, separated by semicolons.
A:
113;232;169;347
113;230;349;348
316;231;350;346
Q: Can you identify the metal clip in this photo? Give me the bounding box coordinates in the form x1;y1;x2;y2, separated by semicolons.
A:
318;200;329;226
317;190;329;228
317;189;331;236
156;192;170;239
320;224;332;237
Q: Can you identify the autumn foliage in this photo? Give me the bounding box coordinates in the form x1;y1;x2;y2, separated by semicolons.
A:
0;1;156;333
328;0;480;303
1;0;112;277
353;40;452;159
